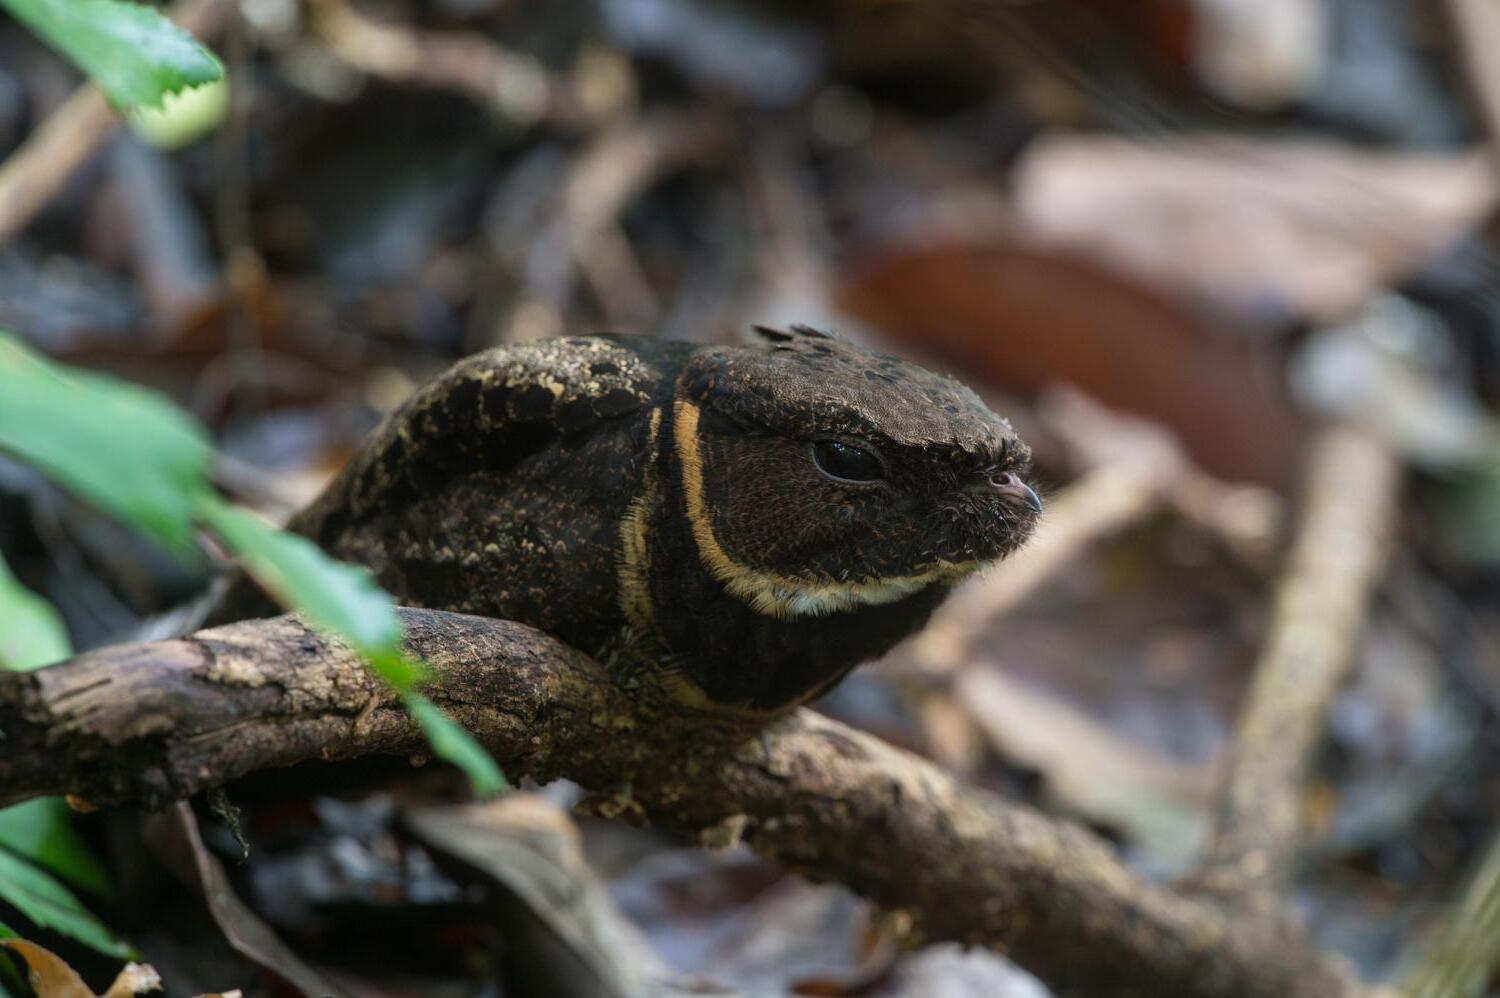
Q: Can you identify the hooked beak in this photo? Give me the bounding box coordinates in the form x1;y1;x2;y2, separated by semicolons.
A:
992;472;1043;513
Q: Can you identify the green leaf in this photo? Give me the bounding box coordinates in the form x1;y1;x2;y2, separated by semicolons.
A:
128;74;228;148
199;500;506;795
403;694;508;799
197;500;409;677
0;552;69;672
0;333;503;797
0;850;132;959
0;801;110;899
0;0;223;108
0;332;211;556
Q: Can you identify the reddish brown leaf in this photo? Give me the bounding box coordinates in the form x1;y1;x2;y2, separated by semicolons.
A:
839;242;1299;486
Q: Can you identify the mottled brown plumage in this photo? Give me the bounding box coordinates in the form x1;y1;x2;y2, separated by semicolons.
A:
219;328;1040;711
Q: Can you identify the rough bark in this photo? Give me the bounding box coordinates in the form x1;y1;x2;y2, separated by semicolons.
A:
0;609;1365;998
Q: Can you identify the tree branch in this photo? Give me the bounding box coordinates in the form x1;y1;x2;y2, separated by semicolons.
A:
0;609;1365;998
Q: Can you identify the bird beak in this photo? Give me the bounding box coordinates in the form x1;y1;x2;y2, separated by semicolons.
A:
996;478;1043;513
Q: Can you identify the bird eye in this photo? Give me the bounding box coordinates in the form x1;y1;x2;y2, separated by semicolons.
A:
811;440;885;483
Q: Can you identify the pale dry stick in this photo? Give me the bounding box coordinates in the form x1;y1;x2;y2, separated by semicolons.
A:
0;86;112;246
1170;466;1285;575
899;389;1283;775
560;114;728;317
307;0;677;336
306;0;564;125
905;457;1164;681
497;113;729;343
573;218;661;329
1038;385;1285;574
0;0;237;246
895;458;1164;774
0;609;1367;998
1403;822;1500;998
1201;426;1402;892
955;663;1217;856
1445;0;1500;150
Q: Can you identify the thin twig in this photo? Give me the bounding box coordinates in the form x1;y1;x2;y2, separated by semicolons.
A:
0;87;112;246
895;390;1282;776
306;0;571;126
1445;0;1500;149
1201;425;1402;892
904;458;1163;681
494;113;729;343
890;459;1162;774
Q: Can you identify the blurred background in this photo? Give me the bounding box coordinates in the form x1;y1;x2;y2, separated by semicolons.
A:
4;0;1500;994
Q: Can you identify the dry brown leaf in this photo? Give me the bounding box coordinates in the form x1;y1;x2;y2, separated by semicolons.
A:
838;242;1300;486
1;939;95;998
1014;136;1498;323
0;938;162;998
100;964;162;998
142;803;338;998
406;794;667;997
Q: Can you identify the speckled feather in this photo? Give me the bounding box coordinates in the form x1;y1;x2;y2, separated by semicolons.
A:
706;325;1021;458
213;329;1038;712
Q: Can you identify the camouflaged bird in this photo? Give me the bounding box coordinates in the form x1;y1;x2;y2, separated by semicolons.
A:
231;327;1042;712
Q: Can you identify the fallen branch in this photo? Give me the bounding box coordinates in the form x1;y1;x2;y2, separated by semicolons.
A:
1201;425;1402;892
0;609;1364;998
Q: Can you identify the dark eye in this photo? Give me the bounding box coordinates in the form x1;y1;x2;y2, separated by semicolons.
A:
811;440;885;483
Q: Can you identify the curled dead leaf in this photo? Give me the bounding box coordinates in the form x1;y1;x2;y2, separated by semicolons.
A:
0;938;161;998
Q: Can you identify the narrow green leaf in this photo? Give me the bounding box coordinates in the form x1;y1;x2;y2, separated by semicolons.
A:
199;499;506;794
0;0;223;108
0;552;69;672
366;648;429;693
0;333;503;798
0;332;211;556
0;850;132;959
403;694;507;799
0;801;110;899
197;500;405;668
